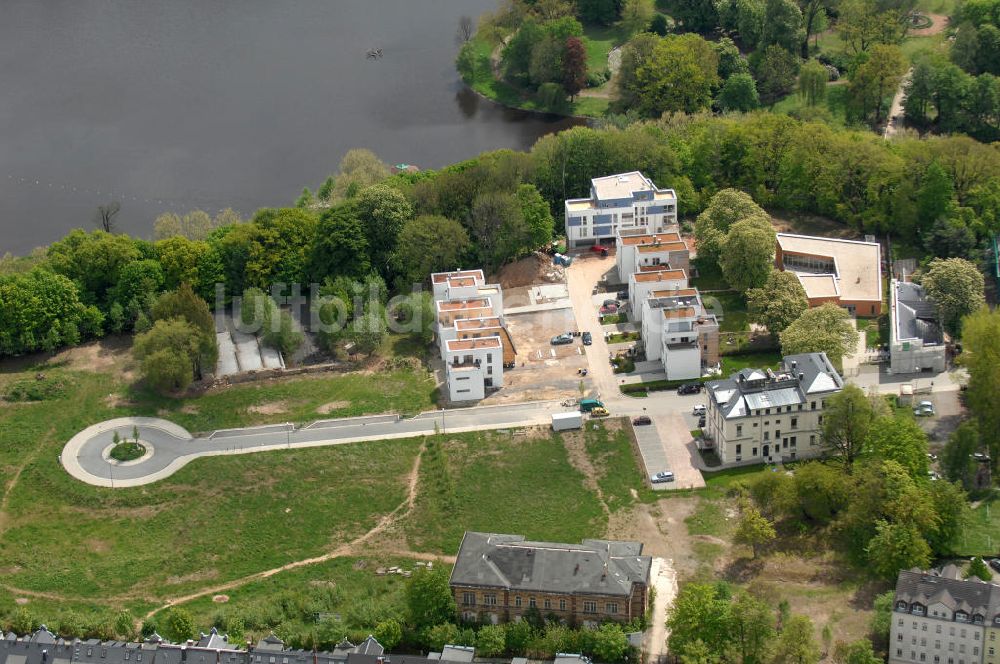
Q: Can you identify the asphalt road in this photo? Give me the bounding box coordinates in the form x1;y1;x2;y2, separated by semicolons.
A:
62;401;567;487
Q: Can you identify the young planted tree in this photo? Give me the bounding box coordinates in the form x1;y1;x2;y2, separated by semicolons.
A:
734;503;777;557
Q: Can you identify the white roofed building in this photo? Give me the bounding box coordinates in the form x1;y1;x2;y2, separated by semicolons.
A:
702;353;844;467
564;172;678;248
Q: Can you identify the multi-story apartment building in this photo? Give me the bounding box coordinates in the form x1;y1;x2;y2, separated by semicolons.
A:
701;353;844;467
449;532;651;628
628;266;688;310
890;279;946;374
890;566;995;664
640;289;719;380
564;172;678;248
615;230;689;283
432;270;513;402
775;233;883;317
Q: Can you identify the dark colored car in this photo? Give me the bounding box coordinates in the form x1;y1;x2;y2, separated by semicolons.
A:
617;290;629;300
677;382;702;395
551;333;574;345
581;331;593;345
633;416;652;425
698;416;706;428
990;559;1000;573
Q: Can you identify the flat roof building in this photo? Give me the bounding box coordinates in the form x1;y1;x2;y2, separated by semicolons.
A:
775;233;883;317
564;172;678;249
890;279;945;374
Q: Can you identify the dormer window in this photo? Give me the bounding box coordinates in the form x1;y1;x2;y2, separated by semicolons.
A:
913;604;926;616
974;615;984;625
897;601;909;612
956;612;969;623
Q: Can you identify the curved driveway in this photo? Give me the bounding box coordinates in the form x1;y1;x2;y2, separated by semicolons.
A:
61;402;561;488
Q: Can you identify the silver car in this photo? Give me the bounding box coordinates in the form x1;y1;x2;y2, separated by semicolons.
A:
651;471;675;483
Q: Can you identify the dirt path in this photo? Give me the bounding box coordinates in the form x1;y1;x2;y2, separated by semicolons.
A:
142;443;428;619
884;68;912;139
644;557;678;662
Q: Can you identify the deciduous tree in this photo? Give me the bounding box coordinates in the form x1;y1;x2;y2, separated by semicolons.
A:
695;189;769;262
719;216;776;291
734;504;776;557
717;73;761;111
820;384;876;469
563;36;588;99
780;303;860;371
865;416;930;479
798;59;828;105
771;615;820;664
747;270;809;336
922;257;985;337
634;33;720;115
406;568;457;631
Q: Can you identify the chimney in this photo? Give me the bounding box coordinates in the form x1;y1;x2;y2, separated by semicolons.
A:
798;372;804;382
790;360;797;370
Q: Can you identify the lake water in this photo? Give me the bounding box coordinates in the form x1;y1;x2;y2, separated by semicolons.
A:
0;1;581;255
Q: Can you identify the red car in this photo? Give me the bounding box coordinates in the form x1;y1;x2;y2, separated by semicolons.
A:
599;303;618;315
590;244;609;257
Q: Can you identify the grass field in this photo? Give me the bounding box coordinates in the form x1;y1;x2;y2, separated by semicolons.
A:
720;350;783;376
704;291;748;333
956;495;1000;556
772;84;850;126
582;24;619;73
403;422;654;553
0;342;655;634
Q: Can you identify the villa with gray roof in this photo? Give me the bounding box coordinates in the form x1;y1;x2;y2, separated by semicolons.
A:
701;353;844;467
564;173;677;248
890;279;946;375
890;566;1000;664
449;532;651;627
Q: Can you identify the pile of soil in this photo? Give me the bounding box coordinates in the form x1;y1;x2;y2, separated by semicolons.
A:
493;252;565;289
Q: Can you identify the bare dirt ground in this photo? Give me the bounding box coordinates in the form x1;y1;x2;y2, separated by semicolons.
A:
482;308;591;404
493;252;565;290
769;211;859;239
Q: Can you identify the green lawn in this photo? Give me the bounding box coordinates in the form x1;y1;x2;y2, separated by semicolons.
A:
405;429;608;553
690;258;731;291
772;84;850;127
956;495;1000;556
583;423;661;508
720;350;783;376
582;24;619;73
703;291;749;333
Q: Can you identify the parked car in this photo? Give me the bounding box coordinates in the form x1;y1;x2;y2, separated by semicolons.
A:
677;382;702;395
914;400;935;416
692;405;706;416
698;416;706;428
989;559;1000;573
579;398;604;412
551;333;574;345
926;453;938;461
651;471;675;483
973;452;992;463
590;244;609;257
590;407;610;417
617;290;629;300
581;331;592;345
928;470;941;481
599;303;618;315
633;416;652;426
603;299;619;307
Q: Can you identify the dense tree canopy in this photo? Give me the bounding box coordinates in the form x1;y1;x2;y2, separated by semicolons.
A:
921;257;986;337
747;270;809;336
780;303;860;370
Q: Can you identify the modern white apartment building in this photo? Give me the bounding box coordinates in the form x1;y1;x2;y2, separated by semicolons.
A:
628;266;688;310
445;337;505;401
640;289;719;380
890;566;994;664
564;172;678;248
432;270;514;402
890;279;946;374
701;353;843;467
615;230;689;283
